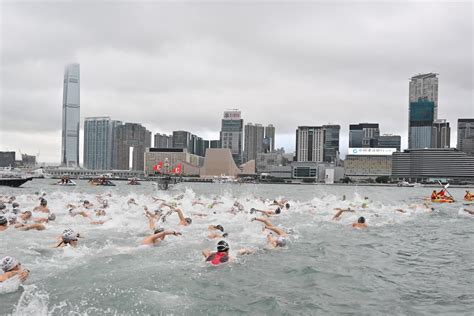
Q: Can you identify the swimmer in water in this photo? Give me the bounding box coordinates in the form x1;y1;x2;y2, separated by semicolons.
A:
0;256;29;283
207;225;228;239
332;207;355;220
161;205;192;226
251;217;288;248
83;200;94;209
33;198;50;213
144;208;163;231
202;240;231;265
53;228;83;248
0;203;6;214
127;198;138;206
141;229;181;246
270;200;291;210
352;216;368;229
0;215;8;232
33;213;56;224
249;207;282;217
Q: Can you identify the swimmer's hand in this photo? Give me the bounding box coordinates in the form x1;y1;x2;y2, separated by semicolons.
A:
250;217;256;222
173;231;182;236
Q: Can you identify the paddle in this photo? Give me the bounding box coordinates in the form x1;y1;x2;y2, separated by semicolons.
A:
437;180;455;201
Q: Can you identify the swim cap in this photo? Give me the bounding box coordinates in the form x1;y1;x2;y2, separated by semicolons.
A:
215;225;224;232
217;240;229;252
0;215;7;225
12;202;20;208
12;208;20;214
276;237;287;247
7;213;17;224
154;227;165;234
62;228;78;242
48;213;56;221
250;208;256;214
83;200;90;205
1;256;18;272
285;203;290;209
275;208;281;214
358;216;366;224
185;218;192;225
40;199;47;206
222;232;229;238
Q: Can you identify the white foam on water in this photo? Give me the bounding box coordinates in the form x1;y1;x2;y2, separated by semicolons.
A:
13;284;49;316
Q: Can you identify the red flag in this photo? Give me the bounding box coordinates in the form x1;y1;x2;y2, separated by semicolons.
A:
173;163;182;174
153;161;164;171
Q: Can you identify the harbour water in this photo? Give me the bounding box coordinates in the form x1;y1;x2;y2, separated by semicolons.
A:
0;180;473;315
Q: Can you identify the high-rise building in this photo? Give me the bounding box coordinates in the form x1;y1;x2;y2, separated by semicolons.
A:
322;125;340;163
457;119;474;155
84;117;122;170
154;133;173;148
378;135;401;151
295;126;324;162
408;98;434;149
408;73;438;149
409;73;439;119
61;63;80;167
0;152;16;167
431;119;451;148
264;124;276;152
220;110;244;165
172;131;193;153
114;123;151;171
209;140;221;148
349;123;380;148
244;123;265;162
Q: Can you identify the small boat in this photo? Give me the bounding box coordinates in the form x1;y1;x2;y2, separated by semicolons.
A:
0;177;33;187
431;198;455;203
397;181;414;187
0;167;33;187
128;178;141;185
55;180;77;186
89;177;116;186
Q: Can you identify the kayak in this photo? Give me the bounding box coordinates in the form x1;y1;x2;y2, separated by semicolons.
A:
431;198;455;203
54;180;77;186
464;198;473;202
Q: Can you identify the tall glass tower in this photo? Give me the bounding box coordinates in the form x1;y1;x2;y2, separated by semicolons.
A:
220;110;243;165
61;63;80;167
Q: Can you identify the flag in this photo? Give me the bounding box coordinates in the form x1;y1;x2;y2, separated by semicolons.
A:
153;161;164;171
173;163;182;174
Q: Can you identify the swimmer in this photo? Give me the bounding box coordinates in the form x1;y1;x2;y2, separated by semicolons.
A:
175;208;192;226
144;208;163;231
15;223;45;231
127;198;138;206
68;207;90;218
352;216;368;229
89;210;110;225
229;201;245;214
0;203;6;214
203;240;231;265
83;200;94;209
249;207;282;216
251;217;288;248
463;209;474;215
0;256;29;283
207;225;228;239
53;228;83;248
0;215;8;231
141;229;181;246
33;213;56;224
33;198;50;213
332;207;355;220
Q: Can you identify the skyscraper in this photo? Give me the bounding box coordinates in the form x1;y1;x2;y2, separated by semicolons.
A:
244;123;265;162
114;123;151;170
220;110;243;165
322;125;340;163
349;123;380;148
154;133;173;148
409;73;439;119
264;124;276;152
431;119;451;148
378;134;401;151
295;126;324;162
408;73;438;149
83;117;122;170
457;118;474;155
408;98;434;149
61;63;80;167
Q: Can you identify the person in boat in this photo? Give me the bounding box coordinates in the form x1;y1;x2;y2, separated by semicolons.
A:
53;228;82;248
203;240;231;265
464;191;472;200
332;207;355;220
437;189;446;198
33;198;50;213
0;256;29;283
352;216;368;229
431;190;438;200
251;217;288;248
141;229;181;246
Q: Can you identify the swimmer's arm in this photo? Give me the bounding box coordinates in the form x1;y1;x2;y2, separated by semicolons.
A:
265;225;287;236
202;249;212;258
0;270;20;282
332;210;344;220
252;217;273;226
174;208;186;221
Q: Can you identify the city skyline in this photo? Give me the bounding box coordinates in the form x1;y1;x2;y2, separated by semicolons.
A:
1;2;472;163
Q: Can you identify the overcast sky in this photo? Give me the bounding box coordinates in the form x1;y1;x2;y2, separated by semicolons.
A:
1;0;473;163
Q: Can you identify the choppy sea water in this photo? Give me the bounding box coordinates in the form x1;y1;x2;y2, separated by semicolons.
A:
0;179;473;315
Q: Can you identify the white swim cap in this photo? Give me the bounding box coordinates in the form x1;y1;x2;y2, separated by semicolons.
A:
1;256;18;272
62;228;78;242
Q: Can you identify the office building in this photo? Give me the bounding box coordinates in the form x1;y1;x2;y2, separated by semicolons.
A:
345;148;396;181
408;98;435;149
244;123;265;162
349;123;380;148
457;119;474;155
409;73;439;119
84;117;121;170
264;124;276;152
154;133;173;148
392;148;474;182
378;135;401;151
220;110;244;165
323;124;340;163
295;126;324;162
61;63;80;167
0;151;16;167
114;123;151;171
431;119;450;148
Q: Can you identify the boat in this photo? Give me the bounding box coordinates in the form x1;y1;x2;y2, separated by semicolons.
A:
128;178;141;185
397;181;414;187
89;176;116;186
464;197;473;202
431;198;455;203
0;167;33;187
54;175;76;186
